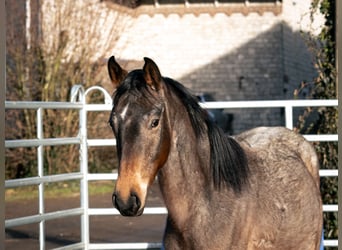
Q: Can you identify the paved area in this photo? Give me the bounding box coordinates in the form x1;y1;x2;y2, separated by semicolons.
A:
5;183;167;249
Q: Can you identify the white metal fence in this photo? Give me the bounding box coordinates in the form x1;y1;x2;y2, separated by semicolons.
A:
5;85;338;249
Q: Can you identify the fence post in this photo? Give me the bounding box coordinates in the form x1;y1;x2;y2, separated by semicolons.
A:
71;85;89;249
37;107;45;250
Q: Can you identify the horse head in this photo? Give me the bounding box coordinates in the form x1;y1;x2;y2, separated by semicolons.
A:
108;56;171;216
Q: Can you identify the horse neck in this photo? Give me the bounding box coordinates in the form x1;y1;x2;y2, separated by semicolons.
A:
157;89;212;224
159;119;211;189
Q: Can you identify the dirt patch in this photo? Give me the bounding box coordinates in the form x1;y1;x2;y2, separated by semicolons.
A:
5;183;167;249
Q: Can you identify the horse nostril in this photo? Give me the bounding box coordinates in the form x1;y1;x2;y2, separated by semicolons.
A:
131;193;141;210
112;191;143;216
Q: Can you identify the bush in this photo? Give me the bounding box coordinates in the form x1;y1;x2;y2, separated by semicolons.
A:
295;0;337;243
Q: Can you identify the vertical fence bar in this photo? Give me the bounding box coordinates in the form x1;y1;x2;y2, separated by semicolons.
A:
79;88;89;249
37;107;45;250
285;104;293;130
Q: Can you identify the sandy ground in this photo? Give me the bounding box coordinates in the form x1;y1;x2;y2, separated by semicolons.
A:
5;183;167;249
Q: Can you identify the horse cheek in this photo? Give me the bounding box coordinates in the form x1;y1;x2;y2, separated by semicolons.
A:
157;126;171;169
144;126;170;185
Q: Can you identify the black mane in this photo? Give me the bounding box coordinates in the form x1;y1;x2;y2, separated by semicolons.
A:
163;78;249;192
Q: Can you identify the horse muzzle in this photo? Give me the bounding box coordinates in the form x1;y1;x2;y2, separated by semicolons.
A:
112;192;144;216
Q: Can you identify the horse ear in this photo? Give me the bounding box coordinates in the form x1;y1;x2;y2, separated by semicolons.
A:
143;57;162;91
107;56;128;88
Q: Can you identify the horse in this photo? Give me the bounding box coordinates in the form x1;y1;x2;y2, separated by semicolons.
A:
107;56;323;249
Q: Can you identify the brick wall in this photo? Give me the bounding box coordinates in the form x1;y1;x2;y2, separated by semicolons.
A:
111;1;320;133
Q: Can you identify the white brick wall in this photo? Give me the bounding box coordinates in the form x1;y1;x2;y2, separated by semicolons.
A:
109;1;321;132
113;12;281;81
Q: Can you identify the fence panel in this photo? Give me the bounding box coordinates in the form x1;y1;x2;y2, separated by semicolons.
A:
5;86;338;249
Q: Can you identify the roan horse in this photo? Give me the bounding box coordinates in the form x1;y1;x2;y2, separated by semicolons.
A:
107;56;323;249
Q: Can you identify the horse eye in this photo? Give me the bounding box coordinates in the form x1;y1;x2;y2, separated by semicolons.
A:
151;119;159;128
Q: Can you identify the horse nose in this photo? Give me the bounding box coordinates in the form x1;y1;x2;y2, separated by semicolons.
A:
112;192;143;216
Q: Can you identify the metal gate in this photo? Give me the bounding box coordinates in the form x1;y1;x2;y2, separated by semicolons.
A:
5;85;338;249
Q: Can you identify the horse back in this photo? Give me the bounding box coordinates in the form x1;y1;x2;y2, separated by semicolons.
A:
235;126;320;187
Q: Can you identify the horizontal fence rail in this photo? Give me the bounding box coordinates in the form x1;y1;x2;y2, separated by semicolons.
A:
5;85;338;249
